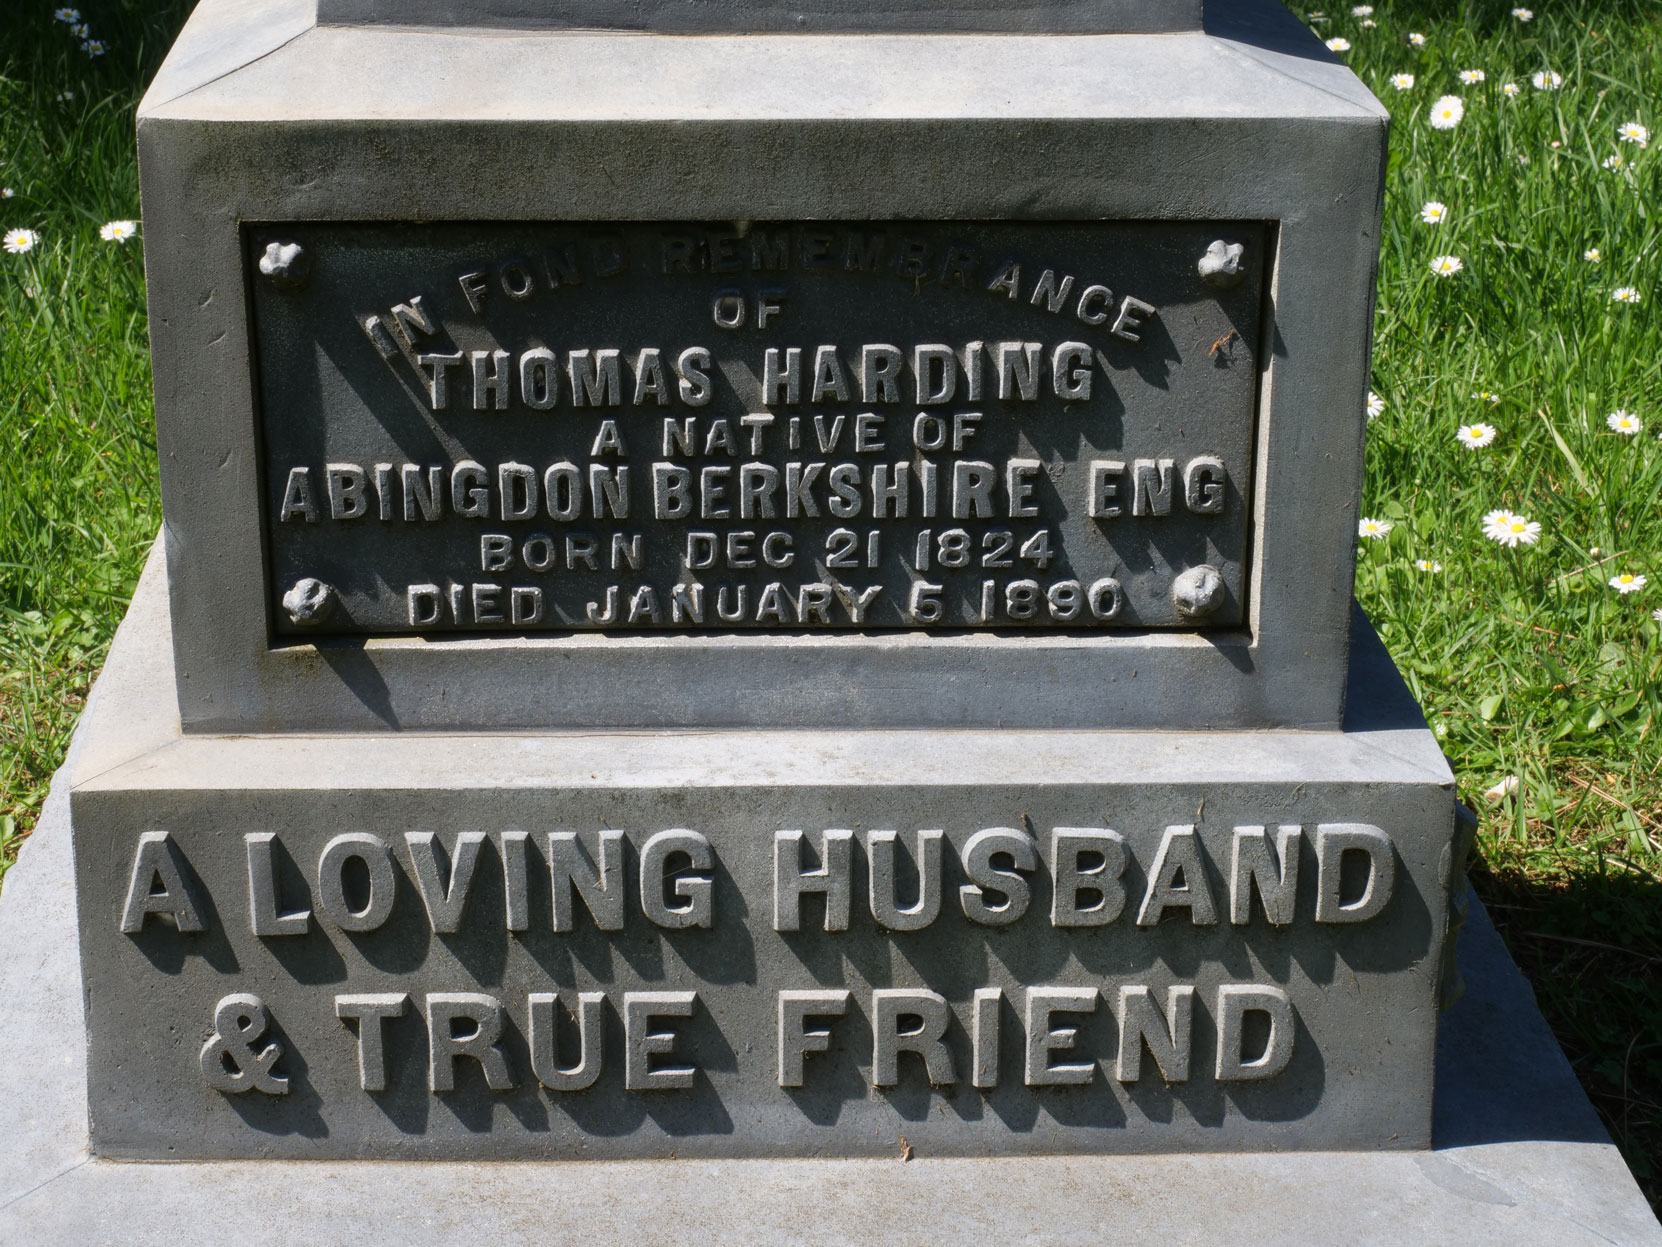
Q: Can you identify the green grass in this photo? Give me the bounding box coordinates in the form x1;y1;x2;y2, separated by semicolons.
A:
1329;0;1661;1201
1;0;1659;1208
0;1;181;872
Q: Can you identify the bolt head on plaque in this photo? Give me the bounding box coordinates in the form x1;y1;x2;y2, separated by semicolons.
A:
281;577;336;626
257;240;311;290
1172;564;1226;618
1198;239;1246;289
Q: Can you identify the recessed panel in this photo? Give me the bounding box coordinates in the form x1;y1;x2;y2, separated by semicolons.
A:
250;222;1265;636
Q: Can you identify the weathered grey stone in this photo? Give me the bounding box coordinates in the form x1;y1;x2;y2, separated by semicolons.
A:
65;541;1459;1160
56;0;1633;1218
137;0;1386;733
2;605;1655;1239
316;0;1204;33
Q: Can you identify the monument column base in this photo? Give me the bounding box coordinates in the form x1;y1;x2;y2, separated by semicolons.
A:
0;571;1654;1237
64;547;1475;1161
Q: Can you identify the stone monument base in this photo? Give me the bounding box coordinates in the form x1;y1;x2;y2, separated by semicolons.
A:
0;558;1656;1242
0;777;1655;1243
68;548;1463;1158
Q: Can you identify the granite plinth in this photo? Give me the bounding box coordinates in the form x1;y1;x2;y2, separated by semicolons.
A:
138;0;1386;734
0;628;1655;1239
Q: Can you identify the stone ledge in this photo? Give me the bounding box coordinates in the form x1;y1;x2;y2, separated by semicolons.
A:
315;0;1204;35
0;572;1656;1240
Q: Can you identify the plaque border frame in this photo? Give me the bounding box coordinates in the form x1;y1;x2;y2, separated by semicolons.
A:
136;0;1387;732
244;216;1270;640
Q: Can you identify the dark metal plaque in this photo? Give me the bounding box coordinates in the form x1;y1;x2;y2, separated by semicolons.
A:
316;0;1202;34
250;221;1264;636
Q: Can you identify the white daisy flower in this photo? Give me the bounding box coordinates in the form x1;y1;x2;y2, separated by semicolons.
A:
1584;249;1601;262
1510;6;1533;18
1459;69;1486;84
3;228;39;255
1307;10;1327;20
1367;391;1386;421
1613;287;1641;303
1502;82;1521;98
53;7;80;21
1358;517;1393;539
1416;559;1444;572
1430;254;1464;276
1408;32;1427;47
0;189;11;200
1457;422;1498;448
56;90;74;102
1606;410;1643;434
1391;73;1416;90
81;39;105;57
1473;390;1502;405
99;219;138;243
1326;36;1351;51
1351;4;1373;14
1603;154;1625;170
1532;70;1562;90
1653;608;1662;623
1361;18;1376;27
1618;122;1649;147
1609;573;1647;594
70;22;88;37
1420;200;1448;224
1482;509;1542;547
1429;96;1465;129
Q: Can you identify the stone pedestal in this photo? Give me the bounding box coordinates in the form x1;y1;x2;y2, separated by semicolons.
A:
1;552;1655;1237
140;0;1384;734
24;0;1654;1233
72;544;1463;1159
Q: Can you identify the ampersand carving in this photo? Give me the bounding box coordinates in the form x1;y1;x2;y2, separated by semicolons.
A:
199;993;290;1095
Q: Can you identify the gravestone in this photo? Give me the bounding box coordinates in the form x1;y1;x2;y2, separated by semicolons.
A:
74;0;1474;1165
